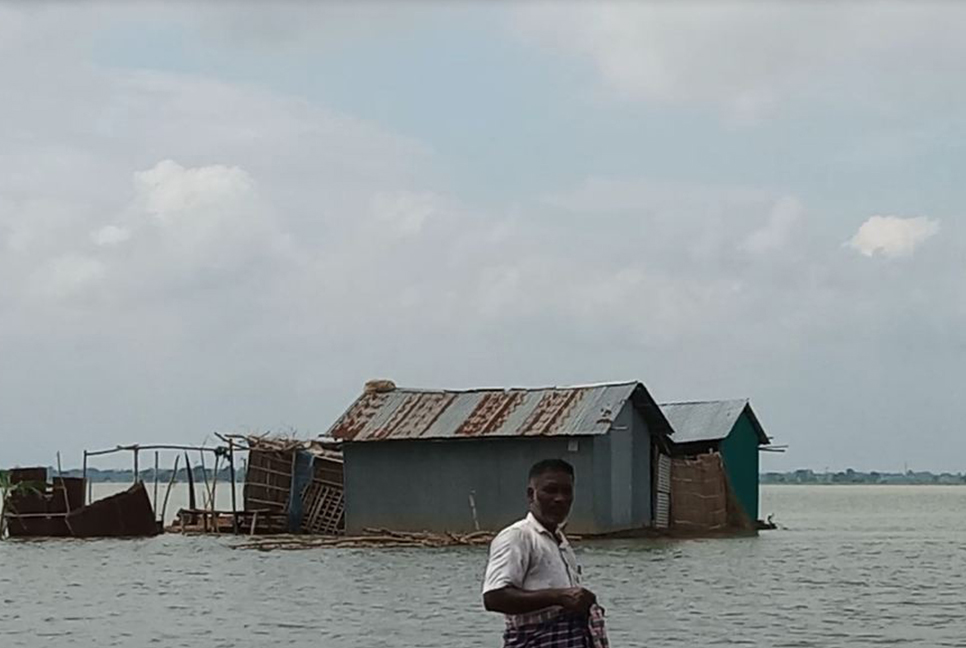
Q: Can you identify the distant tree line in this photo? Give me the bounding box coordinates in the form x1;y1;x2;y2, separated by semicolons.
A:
761;469;966;485
9;466;247;484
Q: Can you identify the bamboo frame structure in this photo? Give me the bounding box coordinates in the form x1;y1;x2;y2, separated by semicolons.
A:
83;443;240;530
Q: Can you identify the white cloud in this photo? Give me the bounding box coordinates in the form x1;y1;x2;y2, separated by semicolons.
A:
136;159;254;222
513;4;966;118
848;215;940;258
0;49;438;322
129;159;285;271
91;225;131;247
741;197;803;254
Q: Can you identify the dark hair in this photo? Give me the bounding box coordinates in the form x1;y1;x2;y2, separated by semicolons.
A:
528;458;575;481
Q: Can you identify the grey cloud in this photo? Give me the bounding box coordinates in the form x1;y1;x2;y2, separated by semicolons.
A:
513;3;966;120
1;4;964;476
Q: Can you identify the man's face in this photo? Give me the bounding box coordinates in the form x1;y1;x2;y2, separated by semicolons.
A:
528;470;575;529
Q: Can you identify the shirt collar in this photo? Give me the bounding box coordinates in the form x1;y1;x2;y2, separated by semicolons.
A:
526;512;568;545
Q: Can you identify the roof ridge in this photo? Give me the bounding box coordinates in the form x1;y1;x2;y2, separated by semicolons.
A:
660;398;748;406
390;380;640;394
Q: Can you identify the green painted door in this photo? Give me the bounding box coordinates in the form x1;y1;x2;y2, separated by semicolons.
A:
719;412;760;521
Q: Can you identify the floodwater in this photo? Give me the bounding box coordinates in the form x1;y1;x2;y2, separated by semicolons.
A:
2;485;966;647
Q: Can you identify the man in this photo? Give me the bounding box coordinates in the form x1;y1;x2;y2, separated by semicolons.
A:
482;458;608;648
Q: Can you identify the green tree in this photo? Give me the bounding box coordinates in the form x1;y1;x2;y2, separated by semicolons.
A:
0;470;43;539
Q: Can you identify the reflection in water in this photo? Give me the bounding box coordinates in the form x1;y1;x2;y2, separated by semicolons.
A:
2;486;966;647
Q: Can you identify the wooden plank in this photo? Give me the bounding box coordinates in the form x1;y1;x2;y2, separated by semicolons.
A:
246;465;294;479
245;497;289;508
245;483;291;494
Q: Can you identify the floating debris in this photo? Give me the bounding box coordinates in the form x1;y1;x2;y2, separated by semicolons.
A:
232;528;496;551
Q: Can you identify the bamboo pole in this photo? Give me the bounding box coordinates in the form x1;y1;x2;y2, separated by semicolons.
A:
153;452;160;515
56;452;74;536
160;454;180;525
56;452;69;509
85;444;223;458
209;454;219;534
228;439;238;534
199;450;212;509
468;491;480;532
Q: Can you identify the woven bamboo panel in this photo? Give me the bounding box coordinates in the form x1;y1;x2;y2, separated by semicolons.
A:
670;453;728;530
300;481;345;535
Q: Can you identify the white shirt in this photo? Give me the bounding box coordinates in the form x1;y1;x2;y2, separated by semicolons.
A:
482;512;582;622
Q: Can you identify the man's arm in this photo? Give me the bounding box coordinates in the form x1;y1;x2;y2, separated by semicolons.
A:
482;527;596;615
483;586;596;615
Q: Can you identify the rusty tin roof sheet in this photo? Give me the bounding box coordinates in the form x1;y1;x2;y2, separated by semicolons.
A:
327;381;672;442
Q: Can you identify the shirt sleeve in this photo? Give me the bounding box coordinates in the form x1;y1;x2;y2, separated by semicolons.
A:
482;527;529;594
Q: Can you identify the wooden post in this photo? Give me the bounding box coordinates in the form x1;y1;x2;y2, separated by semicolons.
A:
184;453;196;511
153;452;160;515
160;455;181;526
82;451;88;506
249;510;258;536
133;448;139;484
228;440;238;534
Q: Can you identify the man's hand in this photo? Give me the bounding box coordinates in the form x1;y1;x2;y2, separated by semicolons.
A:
484;586;597;615
556;587;597;615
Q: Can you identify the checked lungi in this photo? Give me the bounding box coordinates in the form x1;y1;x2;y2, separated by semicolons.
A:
503;605;609;648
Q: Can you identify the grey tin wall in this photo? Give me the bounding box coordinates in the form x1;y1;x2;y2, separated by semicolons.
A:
630;403;653;525
343;436;602;534
342;402;655;535
589;402;653;531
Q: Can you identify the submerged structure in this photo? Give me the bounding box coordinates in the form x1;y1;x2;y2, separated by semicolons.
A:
325;380;776;537
2;437;347;539
327;380;675;535
2;468;158;538
239;435;345;535
2;388;775;541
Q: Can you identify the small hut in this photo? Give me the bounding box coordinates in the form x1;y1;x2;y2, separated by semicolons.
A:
660;399;770;529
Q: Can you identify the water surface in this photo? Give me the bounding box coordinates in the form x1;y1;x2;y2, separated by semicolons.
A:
2;485;965;647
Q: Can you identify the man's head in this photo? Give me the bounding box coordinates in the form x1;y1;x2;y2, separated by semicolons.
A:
527;458;575;532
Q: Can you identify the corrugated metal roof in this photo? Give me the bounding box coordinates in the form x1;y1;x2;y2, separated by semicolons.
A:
659;399;769;445
327;381;670;442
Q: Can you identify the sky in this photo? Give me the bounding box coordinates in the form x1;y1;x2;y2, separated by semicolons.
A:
1;2;964;472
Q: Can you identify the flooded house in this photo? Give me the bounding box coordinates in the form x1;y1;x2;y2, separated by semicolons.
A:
660;399;771;530
326;380;676;535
